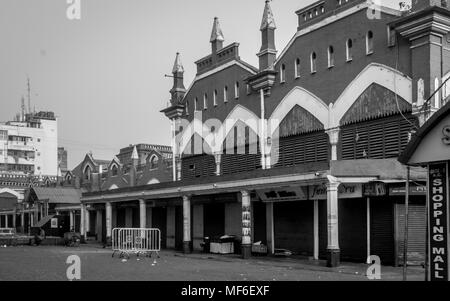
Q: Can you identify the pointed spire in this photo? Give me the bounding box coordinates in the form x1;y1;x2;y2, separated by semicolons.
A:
261;0;276;31
210;17;225;42
172;52;184;74
131;145;139;160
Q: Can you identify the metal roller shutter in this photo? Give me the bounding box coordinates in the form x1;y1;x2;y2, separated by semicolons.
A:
319;199;328;260
339;199;367;262
370;198;395;266
274;201;314;256
152;207;167;249
395;200;426;266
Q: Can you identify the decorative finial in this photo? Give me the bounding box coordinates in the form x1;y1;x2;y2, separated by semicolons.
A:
261;0;276;31
131;145;139;160
210;17;225;42
172;52;184;74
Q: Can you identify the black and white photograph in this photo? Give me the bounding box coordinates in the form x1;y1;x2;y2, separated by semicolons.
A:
0;0;450;290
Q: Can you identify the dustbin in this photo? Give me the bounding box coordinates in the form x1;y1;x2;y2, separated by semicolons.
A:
201;237;210;253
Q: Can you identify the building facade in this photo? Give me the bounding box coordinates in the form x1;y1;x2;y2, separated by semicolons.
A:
82;0;450;267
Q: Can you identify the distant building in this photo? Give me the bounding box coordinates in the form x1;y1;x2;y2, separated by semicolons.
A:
58;147;68;174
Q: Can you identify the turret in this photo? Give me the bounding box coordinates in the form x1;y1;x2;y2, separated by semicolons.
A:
170;52;186;106
258;0;277;71
210;17;225;56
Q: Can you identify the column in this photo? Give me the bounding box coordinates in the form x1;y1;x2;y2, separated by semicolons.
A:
139;200;146;229
106;202;112;245
259;89;266;170
12;211;16;229
69;211;74;231
85;209;90;236
314;199;319;260
326;181;340;267
241;190;252;259
326;128;340;161
21;212;25;233
214;153;222;176
80;204;86;243
182;195;192;253
5;215;9;228
265;202;275;255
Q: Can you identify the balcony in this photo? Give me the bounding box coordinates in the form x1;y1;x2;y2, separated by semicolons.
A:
7;141;35;152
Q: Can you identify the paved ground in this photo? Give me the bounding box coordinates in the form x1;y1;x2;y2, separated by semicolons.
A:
0;244;425;281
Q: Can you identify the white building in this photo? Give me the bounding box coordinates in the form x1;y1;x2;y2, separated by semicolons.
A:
0;111;58;177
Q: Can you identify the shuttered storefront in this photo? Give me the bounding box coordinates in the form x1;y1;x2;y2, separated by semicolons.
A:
152;207;167;249
395;197;426;266
341;114;418;160
273;132;329;168
203;203;225;239
274;201;314;256
370;198;395;266
319;199;328;260
339;199;367;262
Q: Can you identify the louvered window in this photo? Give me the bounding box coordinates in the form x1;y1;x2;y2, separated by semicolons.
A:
181;155;216;180
273;131;329;168
222;143;261;175
340;114;418;160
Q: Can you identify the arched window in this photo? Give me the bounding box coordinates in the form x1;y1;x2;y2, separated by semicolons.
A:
295;58;301;78
224;86;228;102
366;31;374;55
149;155;159;170
346;39;353;61
203;93;208;110
311;52;317;73
111;164;118;176
83;165;92;181
328;46;335;68
213;90;218;106
194;97;199;111
235;82;240;99
280;64;286;83
185;100;189;115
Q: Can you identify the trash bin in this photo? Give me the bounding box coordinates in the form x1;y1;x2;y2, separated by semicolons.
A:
201;237;210;253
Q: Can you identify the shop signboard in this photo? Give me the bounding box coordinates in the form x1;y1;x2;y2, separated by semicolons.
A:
428;163;449;281
309;184;362;200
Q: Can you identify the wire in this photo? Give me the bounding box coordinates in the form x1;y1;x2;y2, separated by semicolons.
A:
394;39;420;131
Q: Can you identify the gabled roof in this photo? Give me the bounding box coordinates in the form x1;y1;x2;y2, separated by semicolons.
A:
399;100;450;165
29;187;81;204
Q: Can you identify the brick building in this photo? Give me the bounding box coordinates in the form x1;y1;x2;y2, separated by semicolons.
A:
82;0;450;266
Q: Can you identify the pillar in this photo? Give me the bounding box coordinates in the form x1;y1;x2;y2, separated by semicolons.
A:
80;204;86;243
106;202;112;246
241;190;252;259
182;196;192;253
314;199;319;260
326;181;340;267
326;128;340;161
69;211;74;231
5;215;9;228
139;200;146;229
214;153;222;176
21;212;24;233
13;210;17;229
265;202;275;255
85;209;90;236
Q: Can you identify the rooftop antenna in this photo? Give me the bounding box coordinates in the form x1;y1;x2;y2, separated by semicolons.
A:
27;76;31;114
21;96;25;121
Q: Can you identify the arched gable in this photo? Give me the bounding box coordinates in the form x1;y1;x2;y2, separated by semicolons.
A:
340;83;412;126
0;188;20;199
269;87;329;136
331;63;412;128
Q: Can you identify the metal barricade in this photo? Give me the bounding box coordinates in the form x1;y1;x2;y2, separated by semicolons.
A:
112;228;161;259
0;228;15;236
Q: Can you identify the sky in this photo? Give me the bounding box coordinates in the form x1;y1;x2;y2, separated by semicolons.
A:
0;0;408;170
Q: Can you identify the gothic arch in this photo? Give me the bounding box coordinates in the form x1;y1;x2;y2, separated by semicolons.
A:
269;86;329;136
331;63;412;128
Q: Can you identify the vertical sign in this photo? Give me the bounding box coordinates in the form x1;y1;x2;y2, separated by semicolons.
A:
428;163;449;281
